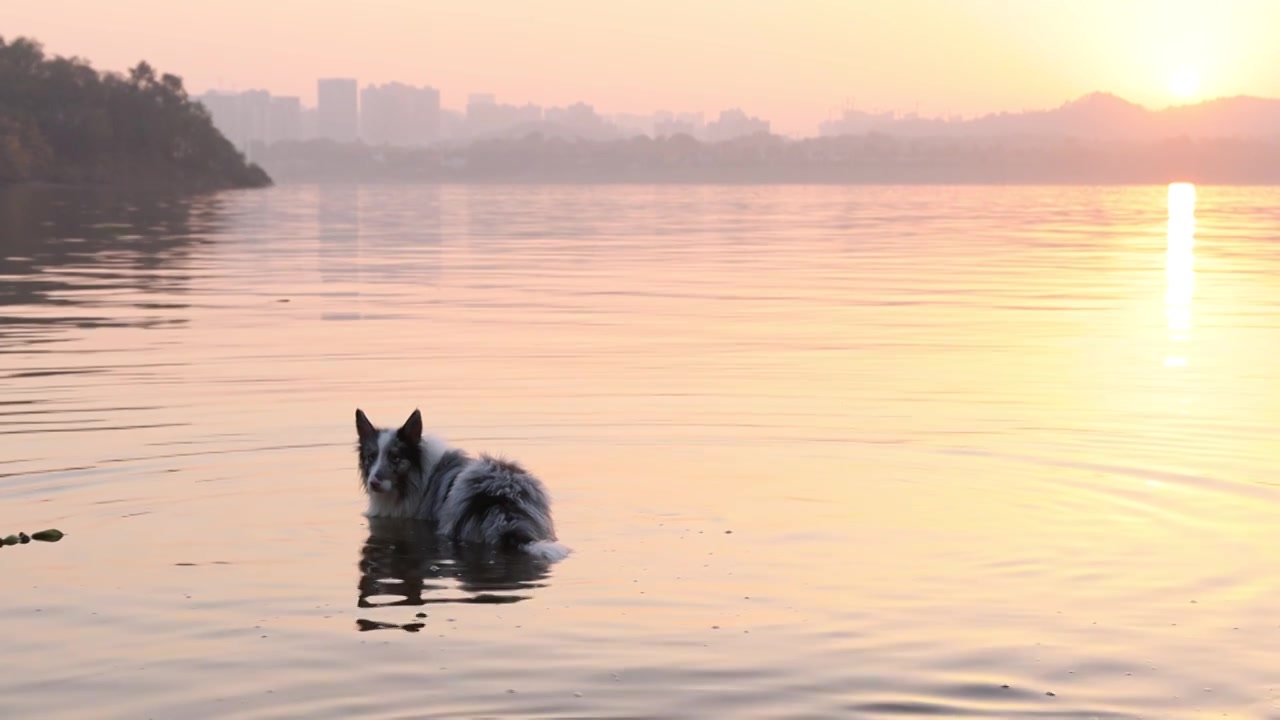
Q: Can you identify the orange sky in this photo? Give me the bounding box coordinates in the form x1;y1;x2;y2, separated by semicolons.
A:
8;0;1278;135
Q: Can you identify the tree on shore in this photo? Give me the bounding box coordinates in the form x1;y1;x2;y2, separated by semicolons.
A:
0;36;271;190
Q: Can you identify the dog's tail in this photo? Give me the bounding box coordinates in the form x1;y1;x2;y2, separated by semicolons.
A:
520;539;571;563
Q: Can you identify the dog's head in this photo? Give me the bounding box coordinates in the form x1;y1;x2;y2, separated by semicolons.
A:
355;408;424;496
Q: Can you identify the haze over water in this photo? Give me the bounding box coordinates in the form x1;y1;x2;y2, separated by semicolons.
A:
2;183;1280;718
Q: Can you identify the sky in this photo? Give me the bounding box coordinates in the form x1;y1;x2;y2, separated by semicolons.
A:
8;0;1279;136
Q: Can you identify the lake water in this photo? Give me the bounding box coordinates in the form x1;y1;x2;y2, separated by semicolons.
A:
2;183;1279;719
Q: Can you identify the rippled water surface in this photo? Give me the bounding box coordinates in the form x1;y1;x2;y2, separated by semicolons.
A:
2;183;1280;719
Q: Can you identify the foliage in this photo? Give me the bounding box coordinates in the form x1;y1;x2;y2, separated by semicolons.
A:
253;130;1280;185
0;36;270;189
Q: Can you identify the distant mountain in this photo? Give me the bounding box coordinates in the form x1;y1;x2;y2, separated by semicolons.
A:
1160;95;1280;138
820;92;1280;140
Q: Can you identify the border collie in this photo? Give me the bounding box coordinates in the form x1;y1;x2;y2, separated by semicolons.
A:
354;408;569;562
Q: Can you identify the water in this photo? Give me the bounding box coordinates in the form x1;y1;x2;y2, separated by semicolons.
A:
2;183;1279;719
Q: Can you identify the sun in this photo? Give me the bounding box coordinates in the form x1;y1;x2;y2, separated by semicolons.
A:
1167;69;1201;100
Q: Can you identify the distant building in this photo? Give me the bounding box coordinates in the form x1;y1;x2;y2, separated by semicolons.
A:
239;90;271;148
267;96;303;144
360;83;395;144
817;108;961;138
818;108;900;137
317;78;359;142
360;82;441;146
654;110;705;139
611;112;654;137
544;102;612;138
199;89;298;152
199;91;244;145
705;108;770;142
465;93;542;138
438;109;466;141
300;107;319;140
411;85;442;144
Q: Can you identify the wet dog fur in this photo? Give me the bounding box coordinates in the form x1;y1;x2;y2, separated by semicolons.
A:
354;408;569;562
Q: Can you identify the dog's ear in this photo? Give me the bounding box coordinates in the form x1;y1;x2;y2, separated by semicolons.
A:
398;408;423;445
356;408;376;440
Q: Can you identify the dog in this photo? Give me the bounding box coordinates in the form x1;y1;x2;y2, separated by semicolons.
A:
354;408;569;562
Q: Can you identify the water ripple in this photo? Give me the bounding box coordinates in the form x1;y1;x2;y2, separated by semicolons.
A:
1;183;1279;718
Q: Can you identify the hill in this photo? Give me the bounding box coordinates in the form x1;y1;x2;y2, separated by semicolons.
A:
0;36;271;191
820;92;1280;141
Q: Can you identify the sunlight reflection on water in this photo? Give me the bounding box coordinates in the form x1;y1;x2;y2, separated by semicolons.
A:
2;182;1280;719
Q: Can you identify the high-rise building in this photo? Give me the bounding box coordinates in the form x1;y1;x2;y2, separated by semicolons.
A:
199;91;245;145
612;113;654;137
465;93;542;138
411;85;442;145
438;109;466;141
654;110;705;139
300;108;319;140
360;82;441;146
545;102;611;138
317;78;359;142
267;96;303;144
706;108;770;142
239;90;271;148
199;90;303;149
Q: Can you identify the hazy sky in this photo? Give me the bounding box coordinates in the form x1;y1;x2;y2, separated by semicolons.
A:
9;0;1279;135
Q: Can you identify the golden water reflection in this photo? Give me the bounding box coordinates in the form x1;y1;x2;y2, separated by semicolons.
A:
1165;182;1196;368
4;184;1280;719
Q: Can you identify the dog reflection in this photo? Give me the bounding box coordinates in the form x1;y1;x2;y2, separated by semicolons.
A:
356;517;551;632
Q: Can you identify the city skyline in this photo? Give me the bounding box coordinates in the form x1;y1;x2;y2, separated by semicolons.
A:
198;78;780;150
199;72;1280;156
10;0;1280;136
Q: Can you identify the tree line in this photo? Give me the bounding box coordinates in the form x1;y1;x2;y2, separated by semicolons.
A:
252;131;1280;185
0;36;270;190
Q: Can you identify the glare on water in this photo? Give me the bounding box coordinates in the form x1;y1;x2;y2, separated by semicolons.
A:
2;182;1280;719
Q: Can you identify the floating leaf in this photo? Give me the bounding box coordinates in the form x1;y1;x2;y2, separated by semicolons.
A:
30;529;64;542
2;535;18;546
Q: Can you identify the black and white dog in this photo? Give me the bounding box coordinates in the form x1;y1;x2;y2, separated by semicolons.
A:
354;408;569;562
